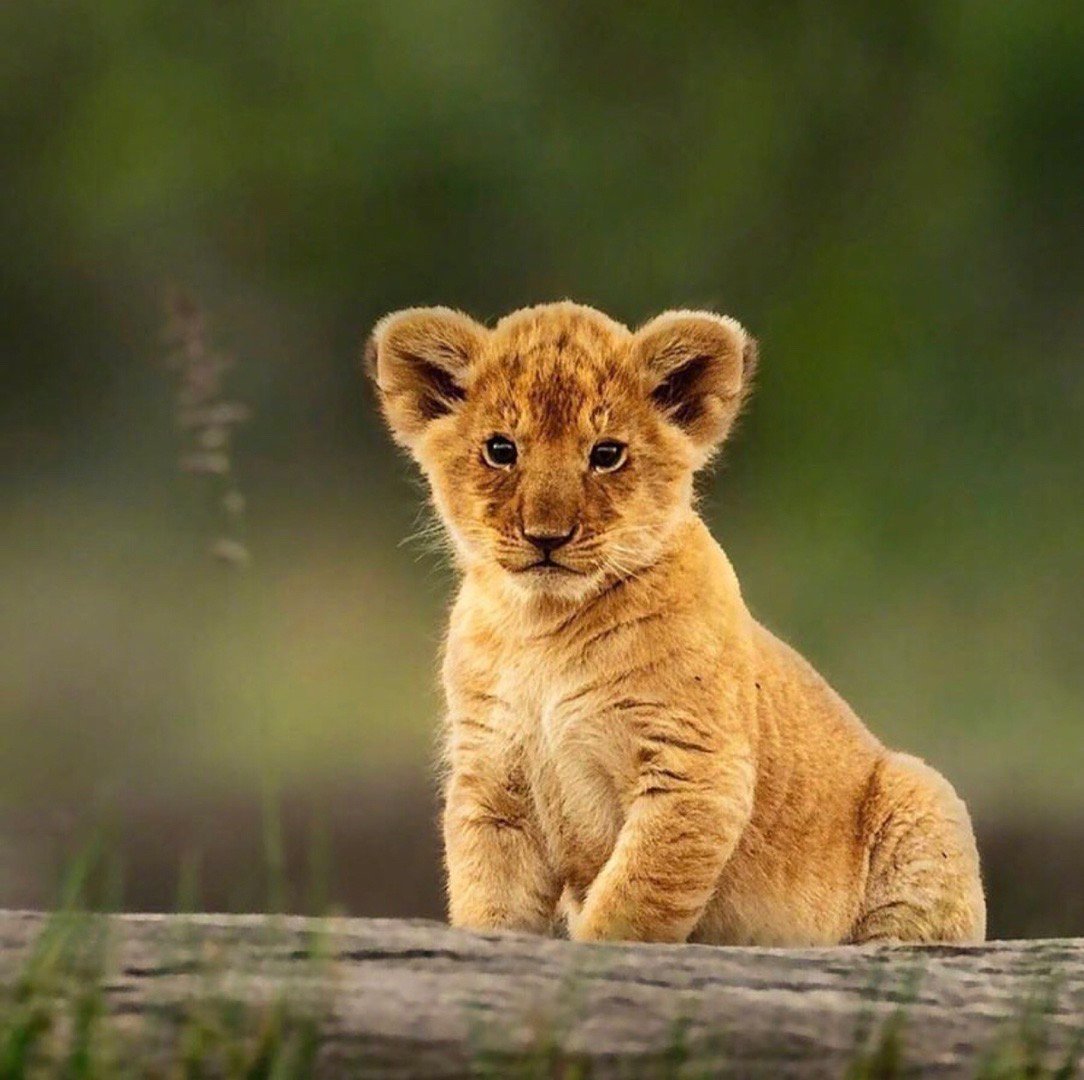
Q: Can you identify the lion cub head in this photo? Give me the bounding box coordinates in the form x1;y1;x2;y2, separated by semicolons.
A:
368;302;756;601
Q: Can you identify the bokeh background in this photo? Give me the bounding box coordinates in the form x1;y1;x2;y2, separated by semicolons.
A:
3;1;1082;937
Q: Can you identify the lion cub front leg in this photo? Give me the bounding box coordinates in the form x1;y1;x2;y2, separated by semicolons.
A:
443;751;559;935
572;717;755;944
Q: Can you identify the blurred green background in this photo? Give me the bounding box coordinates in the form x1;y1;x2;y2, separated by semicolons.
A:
2;1;1081;936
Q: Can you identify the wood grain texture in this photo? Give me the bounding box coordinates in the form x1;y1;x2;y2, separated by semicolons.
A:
0;911;1080;1077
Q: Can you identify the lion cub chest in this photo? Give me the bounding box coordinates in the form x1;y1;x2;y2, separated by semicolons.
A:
489;647;632;890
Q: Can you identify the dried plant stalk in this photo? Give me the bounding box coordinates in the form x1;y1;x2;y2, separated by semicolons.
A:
160;287;252;568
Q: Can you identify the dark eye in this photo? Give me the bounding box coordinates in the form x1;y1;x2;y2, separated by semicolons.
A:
589;440;627;472
482;435;517;468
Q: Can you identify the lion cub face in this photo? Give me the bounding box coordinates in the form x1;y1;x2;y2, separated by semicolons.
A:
368;302;755;600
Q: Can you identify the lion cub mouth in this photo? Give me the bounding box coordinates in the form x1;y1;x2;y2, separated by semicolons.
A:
517;559;583;576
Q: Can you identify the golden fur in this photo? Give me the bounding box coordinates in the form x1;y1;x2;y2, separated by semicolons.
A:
367;301;986;945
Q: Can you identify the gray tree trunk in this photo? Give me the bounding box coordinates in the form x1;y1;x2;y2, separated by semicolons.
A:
0;910;1080;1077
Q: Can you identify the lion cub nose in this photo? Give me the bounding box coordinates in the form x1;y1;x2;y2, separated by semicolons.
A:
522;526;578;555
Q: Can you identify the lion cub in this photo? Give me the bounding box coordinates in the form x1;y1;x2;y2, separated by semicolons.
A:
367;301;985;945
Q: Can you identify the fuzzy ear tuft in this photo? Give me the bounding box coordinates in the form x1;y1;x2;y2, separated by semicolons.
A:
634;310;757;460
365;307;487;449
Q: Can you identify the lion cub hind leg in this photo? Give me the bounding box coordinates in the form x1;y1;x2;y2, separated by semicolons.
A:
850;753;986;944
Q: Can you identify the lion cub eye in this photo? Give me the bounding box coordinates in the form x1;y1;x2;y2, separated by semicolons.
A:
482;435;518;468
589;440;627;473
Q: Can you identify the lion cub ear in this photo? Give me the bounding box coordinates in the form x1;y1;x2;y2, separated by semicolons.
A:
633;310;758;462
365;307;487;449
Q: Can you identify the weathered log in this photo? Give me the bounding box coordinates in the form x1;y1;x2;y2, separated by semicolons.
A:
0;910;1080;1077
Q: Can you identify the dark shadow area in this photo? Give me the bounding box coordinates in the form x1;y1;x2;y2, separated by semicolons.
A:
2;787;1078;940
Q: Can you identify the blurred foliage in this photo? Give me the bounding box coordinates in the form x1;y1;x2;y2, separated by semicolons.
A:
1;1;1082;916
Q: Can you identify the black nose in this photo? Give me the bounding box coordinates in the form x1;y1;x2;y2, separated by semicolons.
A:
523;526;577;555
